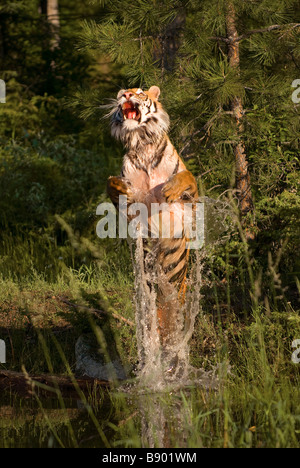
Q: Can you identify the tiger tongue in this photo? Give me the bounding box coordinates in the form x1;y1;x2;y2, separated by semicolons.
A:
127;111;137;119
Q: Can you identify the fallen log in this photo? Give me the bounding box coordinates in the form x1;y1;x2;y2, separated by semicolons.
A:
0;369;110;398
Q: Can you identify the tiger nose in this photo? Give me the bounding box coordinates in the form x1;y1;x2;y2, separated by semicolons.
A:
124;91;133;100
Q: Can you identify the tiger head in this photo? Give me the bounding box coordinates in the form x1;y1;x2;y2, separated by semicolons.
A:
108;86;170;146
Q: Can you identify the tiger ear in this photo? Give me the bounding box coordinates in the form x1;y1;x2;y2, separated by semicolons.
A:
148;86;160;99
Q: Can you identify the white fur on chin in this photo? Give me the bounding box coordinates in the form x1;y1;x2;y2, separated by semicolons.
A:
123;119;139;130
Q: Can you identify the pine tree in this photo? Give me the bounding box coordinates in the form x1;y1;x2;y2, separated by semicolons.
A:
225;2;253;219
77;0;300;261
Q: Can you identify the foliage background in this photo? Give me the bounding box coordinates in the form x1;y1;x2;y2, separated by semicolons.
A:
0;0;299;373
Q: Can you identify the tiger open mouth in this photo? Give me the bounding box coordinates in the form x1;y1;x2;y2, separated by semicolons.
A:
122;102;141;122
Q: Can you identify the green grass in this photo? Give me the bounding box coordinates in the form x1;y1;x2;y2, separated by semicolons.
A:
0;235;136;375
0;219;299;448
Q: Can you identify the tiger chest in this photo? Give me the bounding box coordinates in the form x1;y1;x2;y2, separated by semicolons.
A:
126;164;173;204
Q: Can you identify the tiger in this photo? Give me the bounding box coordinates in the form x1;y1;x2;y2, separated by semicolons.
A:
106;85;198;357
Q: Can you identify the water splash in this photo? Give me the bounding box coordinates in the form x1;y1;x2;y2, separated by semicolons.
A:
129;197;231;391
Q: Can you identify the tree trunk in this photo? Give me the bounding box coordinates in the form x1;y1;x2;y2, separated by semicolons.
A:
153;10;186;77
40;0;60;49
226;3;254;222
162;13;186;72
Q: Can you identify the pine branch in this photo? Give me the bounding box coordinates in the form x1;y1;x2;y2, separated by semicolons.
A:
180;110;234;156
210;23;300;44
235;23;300;42
209;36;230;44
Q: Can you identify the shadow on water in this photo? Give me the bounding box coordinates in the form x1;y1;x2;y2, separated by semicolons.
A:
0;390;112;448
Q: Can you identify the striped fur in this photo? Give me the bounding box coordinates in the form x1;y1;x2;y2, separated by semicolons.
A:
107;86;198;347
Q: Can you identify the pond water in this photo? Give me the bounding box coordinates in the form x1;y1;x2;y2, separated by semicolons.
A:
0;383;216;448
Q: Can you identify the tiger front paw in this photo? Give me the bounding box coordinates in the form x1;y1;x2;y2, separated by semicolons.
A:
162;171;198;203
107;176;133;205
